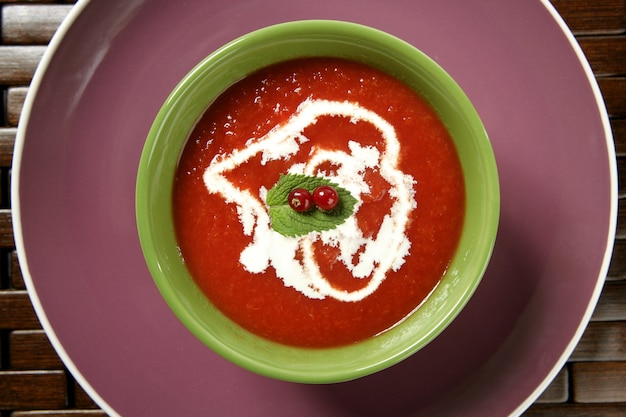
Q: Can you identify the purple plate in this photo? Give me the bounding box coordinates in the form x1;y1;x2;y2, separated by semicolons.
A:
12;0;616;416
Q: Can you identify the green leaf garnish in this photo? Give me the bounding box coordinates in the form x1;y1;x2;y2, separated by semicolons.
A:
266;173;358;237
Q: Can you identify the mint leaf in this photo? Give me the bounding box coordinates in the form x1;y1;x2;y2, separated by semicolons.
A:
266;174;358;237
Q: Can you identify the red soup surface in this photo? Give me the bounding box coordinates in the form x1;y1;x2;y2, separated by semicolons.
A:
174;57;465;348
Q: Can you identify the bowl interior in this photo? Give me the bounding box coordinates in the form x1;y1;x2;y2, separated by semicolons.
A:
136;20;499;383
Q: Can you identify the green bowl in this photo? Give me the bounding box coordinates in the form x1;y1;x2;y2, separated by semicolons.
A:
136;20;499;384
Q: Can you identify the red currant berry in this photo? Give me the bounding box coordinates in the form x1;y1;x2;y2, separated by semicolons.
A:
288;188;313;212
313;185;339;211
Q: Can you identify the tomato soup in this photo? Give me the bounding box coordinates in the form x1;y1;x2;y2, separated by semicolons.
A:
173;57;465;348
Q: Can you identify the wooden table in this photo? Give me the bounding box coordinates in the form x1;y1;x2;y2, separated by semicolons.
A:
0;1;623;416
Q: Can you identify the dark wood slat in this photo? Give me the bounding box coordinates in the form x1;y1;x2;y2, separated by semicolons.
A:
0;127;16;168
534;366;569;404
0;290;40;329
591;281;626;321
0;1;74;3
579;36;626;76
524;403;626;417
613;118;626;156
12;412;109;417
598;77;626;118
0;370;66;410
0;45;46;85
0;209;14;247
550;0;626;35
570;321;626;361
617;200;626;239
9;330;64;370
607;239;625;280
571;361;626;402
7;86;28;127
73;380;101;410
2;5;73;45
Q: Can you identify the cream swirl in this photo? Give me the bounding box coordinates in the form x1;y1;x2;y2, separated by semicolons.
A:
203;98;416;302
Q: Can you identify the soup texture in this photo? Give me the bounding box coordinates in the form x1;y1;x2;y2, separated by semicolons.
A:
173;57;465;348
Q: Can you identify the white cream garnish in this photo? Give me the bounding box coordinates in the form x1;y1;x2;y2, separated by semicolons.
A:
203;98;416;302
